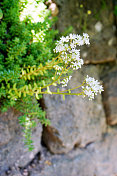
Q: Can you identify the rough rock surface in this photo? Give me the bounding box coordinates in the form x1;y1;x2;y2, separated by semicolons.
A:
81;27;116;64
42;66;106;154
0;108;42;174
101;65;117;125
30;128;117;176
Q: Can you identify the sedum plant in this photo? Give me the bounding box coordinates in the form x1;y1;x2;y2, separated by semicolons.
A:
0;0;58;150
0;0;103;150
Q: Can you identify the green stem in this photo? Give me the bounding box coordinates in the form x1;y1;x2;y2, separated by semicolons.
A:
59;81;85;93
40;91;83;96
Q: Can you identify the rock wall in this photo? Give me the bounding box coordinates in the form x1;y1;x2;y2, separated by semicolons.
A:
0;0;117;176
0;108;42;175
42;66;106;154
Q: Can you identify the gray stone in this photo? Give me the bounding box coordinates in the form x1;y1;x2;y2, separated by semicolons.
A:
9;168;22;176
0;108;42;174
0;122;11;146
101;65;117;125
42;66;106;154
95;21;103;32
30;128;117;176
82;27;116;64
49;3;59;17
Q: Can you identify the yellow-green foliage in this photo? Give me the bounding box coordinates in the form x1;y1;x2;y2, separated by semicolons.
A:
0;0;58;150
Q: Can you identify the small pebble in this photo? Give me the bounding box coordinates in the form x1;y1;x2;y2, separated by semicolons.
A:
23;172;28;176
6;170;11;174
31;163;36;168
108;38;114;46
23;170;28;176
82;52;88;58
95;21;103;32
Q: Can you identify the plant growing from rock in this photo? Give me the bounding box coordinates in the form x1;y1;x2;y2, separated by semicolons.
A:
0;0;103;150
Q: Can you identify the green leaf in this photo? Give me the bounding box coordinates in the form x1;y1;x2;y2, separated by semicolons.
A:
18;91;21;97
0;9;3;20
68;89;71;93
47;86;52;94
13;83;17;90
28;84;32;90
62;94;65;100
57;88;59;93
27;74;31;80
35;92;39;99
52;83;57;86
38;87;41;93
42;80;45;86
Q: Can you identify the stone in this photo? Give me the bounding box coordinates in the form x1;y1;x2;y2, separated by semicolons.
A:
0;122;11;146
9;168;22;176
30;128;117;176
101;65;117;125
49;3;59;16
0;108;42;174
81;27;116;64
95;21;103;32
42;66;106;154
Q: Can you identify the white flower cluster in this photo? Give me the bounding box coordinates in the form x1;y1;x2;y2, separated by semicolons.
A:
53;33;90;70
54;33;90;53
82;75;104;100
60;76;72;87
53;33;104;98
53;65;62;71
53;65;63;75
20;0;47;23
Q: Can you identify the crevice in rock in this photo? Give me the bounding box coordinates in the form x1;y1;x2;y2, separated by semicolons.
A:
38;97;47;111
73;141;95;150
73;141;81;149
82;141;94;149
38;97;52;153
99;62;117;127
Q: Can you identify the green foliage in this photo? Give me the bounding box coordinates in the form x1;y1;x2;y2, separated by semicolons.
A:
0;0;58;150
114;5;117;16
0;8;3;20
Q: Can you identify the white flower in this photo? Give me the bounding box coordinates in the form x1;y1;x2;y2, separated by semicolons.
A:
53;65;62;70
74;49;80;55
53;65;63;76
71;58;84;70
75;35;84;46
83;33;90;45
70;42;75;49
60;36;66;42
54;43;65;53
82;86;94;100
60;36;69;42
82;75;104;100
20;1;47;23
69;33;77;40
60;76;72;87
